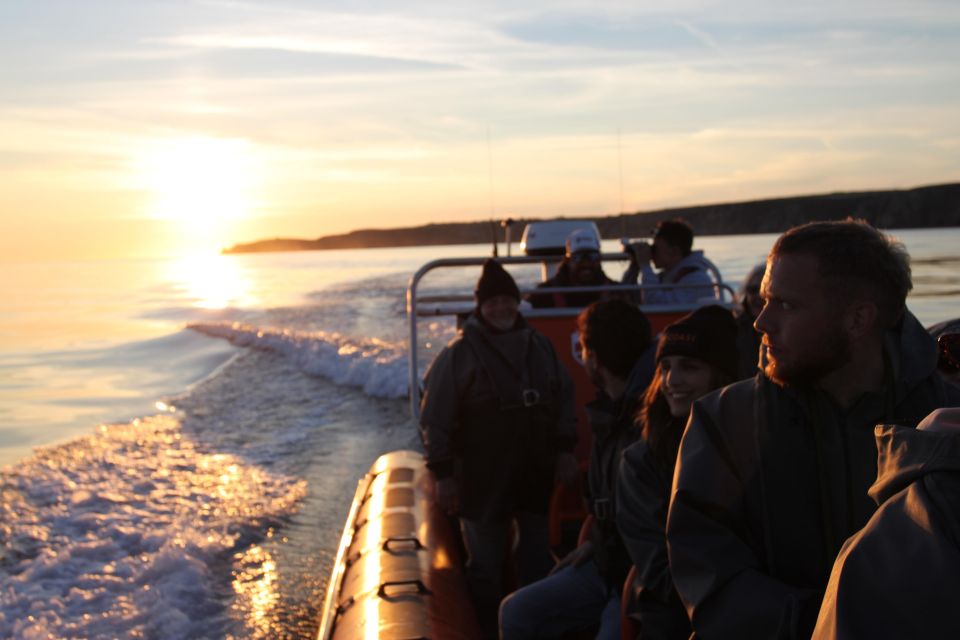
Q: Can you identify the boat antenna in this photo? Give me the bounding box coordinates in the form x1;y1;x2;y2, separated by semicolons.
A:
487;126;496;222
490;219;499;257
618;127;627;238
500;217;515;257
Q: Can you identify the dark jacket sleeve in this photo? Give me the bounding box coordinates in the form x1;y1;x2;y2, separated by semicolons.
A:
418;343;464;478
616;440;690;640
813;473;960;639
667;394;822;639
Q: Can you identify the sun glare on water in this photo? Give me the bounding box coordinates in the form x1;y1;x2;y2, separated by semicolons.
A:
166;252;256;309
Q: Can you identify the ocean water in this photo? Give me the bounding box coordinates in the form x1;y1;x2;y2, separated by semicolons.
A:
0;229;957;638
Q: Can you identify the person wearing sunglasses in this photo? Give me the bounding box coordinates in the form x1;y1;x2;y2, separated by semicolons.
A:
528;229;620;308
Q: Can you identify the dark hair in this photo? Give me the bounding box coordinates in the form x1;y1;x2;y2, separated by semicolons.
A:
638;362;732;469
771;219;911;329
577;299;652;379
654;219;694;256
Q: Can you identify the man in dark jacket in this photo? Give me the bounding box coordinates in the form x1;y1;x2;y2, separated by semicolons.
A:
419;258;578;638
666;220;960;638
500;299;654;639
813;408;960;639
528;228;620;308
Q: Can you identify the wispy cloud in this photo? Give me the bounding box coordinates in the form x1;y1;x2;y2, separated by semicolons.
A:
1;0;959;258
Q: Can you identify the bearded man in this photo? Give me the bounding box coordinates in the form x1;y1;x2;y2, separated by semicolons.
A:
665;220;960;639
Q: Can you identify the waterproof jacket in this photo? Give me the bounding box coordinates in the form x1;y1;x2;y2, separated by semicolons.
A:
583;356;654;590
666;310;960;639
813;424;960;640
528;261;619;309
635;250;719;305
419;313;576;523
617;438;691;640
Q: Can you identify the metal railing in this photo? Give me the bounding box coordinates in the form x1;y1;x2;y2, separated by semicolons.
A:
406;252;735;418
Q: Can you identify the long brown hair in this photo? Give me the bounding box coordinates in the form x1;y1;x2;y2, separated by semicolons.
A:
638;361;732;470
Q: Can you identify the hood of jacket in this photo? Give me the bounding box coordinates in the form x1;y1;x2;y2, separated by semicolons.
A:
661;250;713;282
887;310;941;405
870;423;960;504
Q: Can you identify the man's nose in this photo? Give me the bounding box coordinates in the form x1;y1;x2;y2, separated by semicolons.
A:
754;303;771;335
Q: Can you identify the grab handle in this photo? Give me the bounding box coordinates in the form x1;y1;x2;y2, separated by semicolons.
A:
382;536;424;552
378;579;432;598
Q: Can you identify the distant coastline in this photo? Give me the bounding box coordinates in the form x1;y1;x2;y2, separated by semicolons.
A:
223;182;960;254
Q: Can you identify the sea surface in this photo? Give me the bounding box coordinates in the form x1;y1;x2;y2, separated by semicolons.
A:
0;229;958;638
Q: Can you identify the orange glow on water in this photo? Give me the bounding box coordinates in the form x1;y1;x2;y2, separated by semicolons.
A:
165;253;255;309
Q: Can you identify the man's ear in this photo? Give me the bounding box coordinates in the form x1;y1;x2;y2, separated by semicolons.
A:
843;299;879;340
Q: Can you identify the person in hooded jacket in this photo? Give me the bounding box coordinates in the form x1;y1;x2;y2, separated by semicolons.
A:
666;220;960;639
616;305;739;640
419;258;578;638
623;219;721;305
812;407;960;640
500;299;654;640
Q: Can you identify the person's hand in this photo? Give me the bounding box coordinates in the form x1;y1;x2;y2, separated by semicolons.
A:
549;541;594;575
554;452;579;487
628;242;652;264
434;477;460;514
917;407;960;433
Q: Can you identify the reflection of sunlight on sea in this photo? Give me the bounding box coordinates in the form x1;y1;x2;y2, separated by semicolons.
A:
232;543;281;639
167;253;256;309
0;413;305;639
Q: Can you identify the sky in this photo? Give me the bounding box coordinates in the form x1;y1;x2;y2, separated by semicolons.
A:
1;0;958;260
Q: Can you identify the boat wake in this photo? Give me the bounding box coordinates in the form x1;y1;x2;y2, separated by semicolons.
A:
0;413;305;639
188;322;410;399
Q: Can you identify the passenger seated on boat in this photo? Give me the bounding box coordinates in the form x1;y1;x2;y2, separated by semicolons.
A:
812;407;960;640
418;258;579;639
735;263;766;379
616;305;738;640
622;218;721;304
528;229;620;308
499;299;653;640
666;220;960;639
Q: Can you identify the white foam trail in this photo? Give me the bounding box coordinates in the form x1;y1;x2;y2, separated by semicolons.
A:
0;414;305;639
188;322;409;399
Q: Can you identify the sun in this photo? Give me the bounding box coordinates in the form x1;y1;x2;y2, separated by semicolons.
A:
137;136;260;234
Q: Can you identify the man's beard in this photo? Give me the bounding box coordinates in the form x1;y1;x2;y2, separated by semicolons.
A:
764;326;851;387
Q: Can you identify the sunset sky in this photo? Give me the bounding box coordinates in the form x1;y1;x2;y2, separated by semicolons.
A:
2;0;958;260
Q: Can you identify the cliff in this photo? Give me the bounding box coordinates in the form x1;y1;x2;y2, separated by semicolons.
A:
223;182;960;254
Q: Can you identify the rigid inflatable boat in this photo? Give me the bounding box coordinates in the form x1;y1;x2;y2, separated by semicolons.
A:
317;221;734;639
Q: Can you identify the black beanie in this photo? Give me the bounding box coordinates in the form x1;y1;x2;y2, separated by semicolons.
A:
656;305;739;380
475;258;520;305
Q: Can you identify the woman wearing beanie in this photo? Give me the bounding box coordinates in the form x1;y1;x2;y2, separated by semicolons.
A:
419;258;578;638
615;305;738;639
